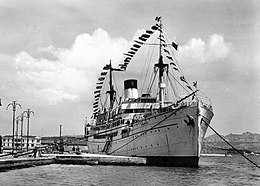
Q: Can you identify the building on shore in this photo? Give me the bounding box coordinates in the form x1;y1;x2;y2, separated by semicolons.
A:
1;135;41;152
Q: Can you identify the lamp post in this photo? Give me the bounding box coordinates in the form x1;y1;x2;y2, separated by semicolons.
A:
15;118;19;151
6;101;22;154
17;114;25;151
23;109;34;151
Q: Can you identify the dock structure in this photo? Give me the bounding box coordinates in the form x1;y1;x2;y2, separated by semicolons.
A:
52;154;147;165
0;153;147;171
0;157;55;171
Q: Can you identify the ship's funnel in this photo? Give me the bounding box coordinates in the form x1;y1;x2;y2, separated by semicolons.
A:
124;79;138;100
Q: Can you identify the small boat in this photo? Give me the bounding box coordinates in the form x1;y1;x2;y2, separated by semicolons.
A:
85;17;214;167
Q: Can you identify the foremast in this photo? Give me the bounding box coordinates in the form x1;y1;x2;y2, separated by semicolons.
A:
154;18;168;108
104;61;123;113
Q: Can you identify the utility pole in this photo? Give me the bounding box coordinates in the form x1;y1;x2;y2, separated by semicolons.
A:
17;114;25;151
59;124;62;141
23;109;34;151
6;101;22;154
59;125;63;154
15;118;19;151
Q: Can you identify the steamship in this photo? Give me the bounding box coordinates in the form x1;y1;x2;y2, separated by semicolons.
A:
85;17;214;167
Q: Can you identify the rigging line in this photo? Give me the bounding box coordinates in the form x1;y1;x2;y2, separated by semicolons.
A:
140;39;157;94
168;71;190;94
203;118;260;169
163;32;184;75
147;68;158;94
0;93;12;101
107;105;186;155
112;72;118;101
166;73;178;100
98;92;107;110
0;89;13;101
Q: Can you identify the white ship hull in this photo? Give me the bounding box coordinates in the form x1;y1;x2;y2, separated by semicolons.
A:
87;102;213;167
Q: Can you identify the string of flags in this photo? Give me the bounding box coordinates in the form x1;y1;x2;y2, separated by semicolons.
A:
93;65;109;114
118;19;160;71
93;17;197;114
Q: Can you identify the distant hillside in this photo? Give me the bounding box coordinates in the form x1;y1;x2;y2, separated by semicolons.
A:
202;132;260;153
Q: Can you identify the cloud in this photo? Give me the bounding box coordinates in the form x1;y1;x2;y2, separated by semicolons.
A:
14;31;233;105
179;34;232;64
15;28;128;105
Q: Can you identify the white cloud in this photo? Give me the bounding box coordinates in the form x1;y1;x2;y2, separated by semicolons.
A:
179;34;232;63
15;28;128;105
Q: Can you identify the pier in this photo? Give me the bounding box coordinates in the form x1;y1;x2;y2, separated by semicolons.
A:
0;153;147;171
0;157;55;171
52;154;147;165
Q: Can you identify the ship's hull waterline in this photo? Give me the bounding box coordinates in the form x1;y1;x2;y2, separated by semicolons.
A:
87;102;214;167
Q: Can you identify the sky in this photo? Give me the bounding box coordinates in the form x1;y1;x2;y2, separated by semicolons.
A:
0;0;259;137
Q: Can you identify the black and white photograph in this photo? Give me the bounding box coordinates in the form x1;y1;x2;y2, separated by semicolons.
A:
0;0;259;185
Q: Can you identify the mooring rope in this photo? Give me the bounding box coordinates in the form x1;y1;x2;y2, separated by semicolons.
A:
203;119;260;169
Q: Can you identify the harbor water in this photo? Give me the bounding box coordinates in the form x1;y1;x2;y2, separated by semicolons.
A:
0;155;259;186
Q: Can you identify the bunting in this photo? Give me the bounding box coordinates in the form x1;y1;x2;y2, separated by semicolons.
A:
93;63;110;113
141;34;151;39
128;51;135;55
159;38;166;43
95;94;100;98
151;25;158;31
94;90;101;94
193;81;198;89
162;44;167;48
130;47;138;52
163;49;170;55
180;76;188;84
166;56;173;61
139;36;147;42
124;53;134;58
146;30;154;35
133;44;141;48
179;76;193;92
118;18;161;71
124;57;131;62
172;41;179;50
100;72;107;76
103;64;110;70
155;16;161;22
170;62;176;66
98;77;105;81
134;40;144;45
186;85;193;91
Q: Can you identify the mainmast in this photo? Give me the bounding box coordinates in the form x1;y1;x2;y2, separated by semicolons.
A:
154;18;168;108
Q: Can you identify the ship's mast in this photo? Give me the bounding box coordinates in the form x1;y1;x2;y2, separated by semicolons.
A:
154;19;168;108
106;60;122;110
106;61;115;110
